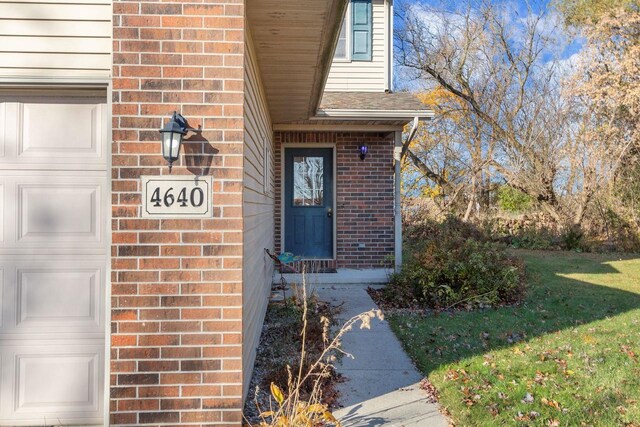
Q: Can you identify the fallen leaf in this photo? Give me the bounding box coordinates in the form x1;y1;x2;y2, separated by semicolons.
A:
521;392;534;404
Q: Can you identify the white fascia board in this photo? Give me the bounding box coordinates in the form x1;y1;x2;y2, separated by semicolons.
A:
313;108;434;120
273;123;404;132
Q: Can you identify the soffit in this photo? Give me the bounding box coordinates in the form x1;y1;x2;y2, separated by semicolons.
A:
246;0;347;123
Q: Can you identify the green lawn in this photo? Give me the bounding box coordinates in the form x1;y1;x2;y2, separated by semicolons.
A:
389;251;640;426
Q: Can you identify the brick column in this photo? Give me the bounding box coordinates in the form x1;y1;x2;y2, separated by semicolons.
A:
111;1;244;425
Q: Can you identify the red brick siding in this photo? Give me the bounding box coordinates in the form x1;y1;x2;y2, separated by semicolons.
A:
274;132;395;269
111;1;244;425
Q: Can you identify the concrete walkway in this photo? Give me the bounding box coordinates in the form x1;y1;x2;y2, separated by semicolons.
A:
314;285;448;427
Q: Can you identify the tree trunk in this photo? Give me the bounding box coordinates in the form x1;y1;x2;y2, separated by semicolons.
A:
462;175;476;222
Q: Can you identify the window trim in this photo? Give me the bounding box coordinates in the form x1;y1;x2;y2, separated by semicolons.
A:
333;2;352;62
262;134;272;196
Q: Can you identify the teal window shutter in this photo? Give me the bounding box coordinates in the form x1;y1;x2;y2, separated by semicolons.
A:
351;0;372;61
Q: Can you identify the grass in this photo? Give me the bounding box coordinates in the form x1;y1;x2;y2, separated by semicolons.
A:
388;250;640;426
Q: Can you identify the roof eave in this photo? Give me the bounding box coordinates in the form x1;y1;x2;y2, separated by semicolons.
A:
312;109;435;121
308;1;349;120
247;0;348;123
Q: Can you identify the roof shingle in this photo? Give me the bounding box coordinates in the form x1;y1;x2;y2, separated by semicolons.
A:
319;91;429;112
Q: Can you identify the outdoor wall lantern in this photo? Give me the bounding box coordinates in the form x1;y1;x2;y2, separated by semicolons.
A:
359;144;369;161
159;111;197;172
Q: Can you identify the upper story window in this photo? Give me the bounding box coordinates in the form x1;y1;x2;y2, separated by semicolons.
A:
334;7;350;60
334;0;373;62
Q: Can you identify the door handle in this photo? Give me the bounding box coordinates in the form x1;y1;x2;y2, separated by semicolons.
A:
327;208;333;218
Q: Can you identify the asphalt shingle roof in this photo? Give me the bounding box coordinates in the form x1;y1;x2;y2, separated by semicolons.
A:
319;91;429;112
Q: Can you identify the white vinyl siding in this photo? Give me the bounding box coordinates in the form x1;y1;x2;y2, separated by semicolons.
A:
242;30;275;399
0;1;111;79
326;0;388;92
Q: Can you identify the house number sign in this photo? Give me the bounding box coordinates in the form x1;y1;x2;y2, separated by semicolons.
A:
141;176;213;218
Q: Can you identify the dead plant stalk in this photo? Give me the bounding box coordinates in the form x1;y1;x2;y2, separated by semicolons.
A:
252;272;384;427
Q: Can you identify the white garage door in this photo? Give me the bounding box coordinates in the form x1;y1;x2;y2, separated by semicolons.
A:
0;90;107;426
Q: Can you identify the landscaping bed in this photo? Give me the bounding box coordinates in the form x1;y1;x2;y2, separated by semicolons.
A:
243;295;342;425
385;251;640;426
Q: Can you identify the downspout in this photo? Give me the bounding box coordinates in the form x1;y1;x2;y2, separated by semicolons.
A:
394;117;420;272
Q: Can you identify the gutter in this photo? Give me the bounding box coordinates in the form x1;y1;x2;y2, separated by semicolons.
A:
313;109;434;120
394;116;420;272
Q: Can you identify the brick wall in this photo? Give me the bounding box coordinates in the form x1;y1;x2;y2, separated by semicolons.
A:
274;132;395;269
111;1;244;425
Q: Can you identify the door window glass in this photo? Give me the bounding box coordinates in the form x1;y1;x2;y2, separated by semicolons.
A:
293;156;324;206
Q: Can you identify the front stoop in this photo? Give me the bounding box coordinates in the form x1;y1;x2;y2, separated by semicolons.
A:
273;268;392;286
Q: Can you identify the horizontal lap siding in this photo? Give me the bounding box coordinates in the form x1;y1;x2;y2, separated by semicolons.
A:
325;0;387;92
242;31;274;399
0;1;111;79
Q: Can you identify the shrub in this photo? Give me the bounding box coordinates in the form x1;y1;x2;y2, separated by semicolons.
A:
479;215;560;250
385;218;525;309
560;226;588;252
507;227;558;250
497;185;534;213
594;207;640;252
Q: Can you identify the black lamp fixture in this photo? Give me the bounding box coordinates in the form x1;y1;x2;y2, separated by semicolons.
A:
359;144;369;161
159;111;196;172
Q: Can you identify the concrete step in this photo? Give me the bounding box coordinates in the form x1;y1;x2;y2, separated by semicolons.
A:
273;268;392;286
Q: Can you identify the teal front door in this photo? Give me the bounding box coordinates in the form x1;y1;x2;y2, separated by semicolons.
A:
284;148;334;258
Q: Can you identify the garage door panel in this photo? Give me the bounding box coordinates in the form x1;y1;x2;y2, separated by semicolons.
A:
0;103;6;158
18;182;101;243
20;103;104;160
0;173;107;250
0;267;3;330
16;351;101;412
0;353;3;412
17;268;101;330
0;344;104;423
0;259;105;335
0;99;107;167
0;183;4;244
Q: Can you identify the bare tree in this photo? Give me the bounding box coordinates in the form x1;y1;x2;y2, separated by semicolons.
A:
396;0;629;229
575;8;640;226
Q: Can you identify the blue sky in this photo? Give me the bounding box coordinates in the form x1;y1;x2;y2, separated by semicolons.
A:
393;0;585;90
394;0;584;56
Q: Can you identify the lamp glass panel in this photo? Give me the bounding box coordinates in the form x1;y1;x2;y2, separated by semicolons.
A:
162;132;173;161
171;133;181;159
